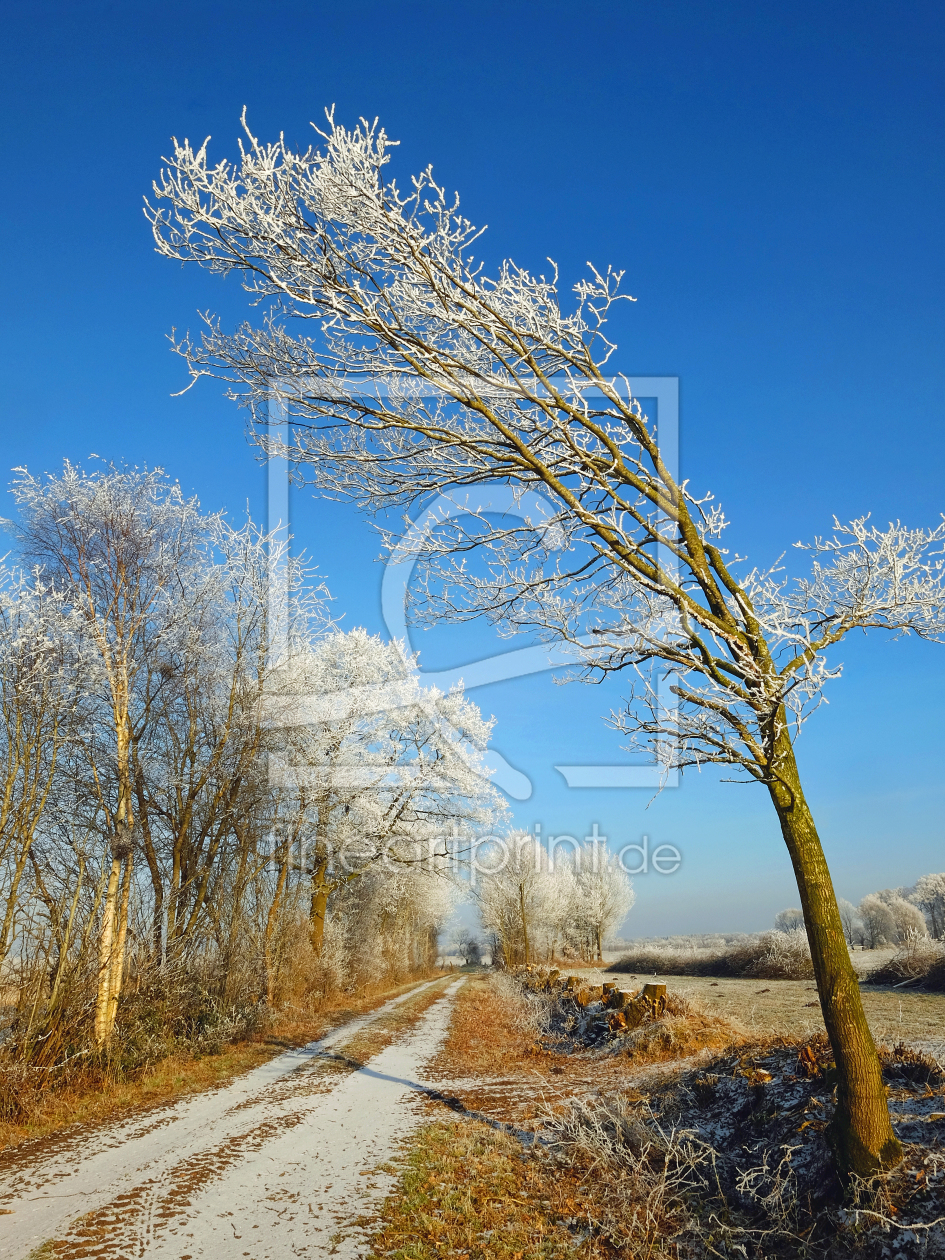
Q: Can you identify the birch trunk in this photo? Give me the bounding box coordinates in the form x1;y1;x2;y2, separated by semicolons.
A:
94;854;122;1045
106;851;134;1035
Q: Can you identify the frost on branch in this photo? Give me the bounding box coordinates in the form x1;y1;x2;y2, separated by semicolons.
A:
148;110;945;788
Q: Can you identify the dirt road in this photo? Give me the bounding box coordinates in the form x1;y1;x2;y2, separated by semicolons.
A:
0;976;465;1259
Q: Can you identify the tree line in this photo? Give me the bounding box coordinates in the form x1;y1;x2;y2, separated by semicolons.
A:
775;875;945;948
0;462;506;1085
476;832;635;966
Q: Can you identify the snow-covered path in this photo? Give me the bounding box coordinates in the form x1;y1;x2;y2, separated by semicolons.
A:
0;976;464;1259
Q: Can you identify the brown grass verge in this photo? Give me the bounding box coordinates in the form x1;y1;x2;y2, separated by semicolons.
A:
0;973;440;1153
425;976;749;1136
431;977;746;1077
367;1119;607;1259
376;977;945;1260
429;975;542;1079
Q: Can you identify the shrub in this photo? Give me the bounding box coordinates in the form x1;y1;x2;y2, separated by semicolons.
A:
612;929;813;981
867;933;945;990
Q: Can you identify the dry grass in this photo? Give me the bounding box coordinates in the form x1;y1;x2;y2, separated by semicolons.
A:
429;975;546;1080
618;991;748;1065
367;1119;606;1259
431;976;748;1080
425;976;599;1130
425;975;751;1141
868;937;945;990
384;979;945;1260
0;973;440;1153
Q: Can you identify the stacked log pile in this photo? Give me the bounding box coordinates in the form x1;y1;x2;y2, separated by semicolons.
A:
510;965;668;1048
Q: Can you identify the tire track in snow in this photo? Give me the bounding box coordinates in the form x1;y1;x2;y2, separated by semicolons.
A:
0;976;458;1259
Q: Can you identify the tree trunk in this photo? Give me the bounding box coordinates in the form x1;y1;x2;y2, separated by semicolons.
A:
264;839;291;1006
135;765;164;963
309;854;330;956
94;854;122;1045
48;857;84;1014
519;884;530;966
107;850;134;1034
769;727;901;1178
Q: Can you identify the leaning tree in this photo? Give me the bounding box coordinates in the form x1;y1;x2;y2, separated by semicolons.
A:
147;110;945;1175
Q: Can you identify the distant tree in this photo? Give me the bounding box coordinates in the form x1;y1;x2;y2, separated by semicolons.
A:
573;843;636;960
910;873;945;939
543;859;579;961
859;895;898;949
888;897;928;942
873;888;928;942
774;907;805;933
454;930;483;966
837;898;863;947
477;833;550;967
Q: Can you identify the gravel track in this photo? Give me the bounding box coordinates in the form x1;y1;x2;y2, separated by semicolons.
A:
0;976;465;1259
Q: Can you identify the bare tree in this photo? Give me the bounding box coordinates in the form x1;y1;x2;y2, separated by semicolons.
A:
11;463;211;1042
144;109;945;1174
837;898;863;947
910;873;945;939
774;907;805;933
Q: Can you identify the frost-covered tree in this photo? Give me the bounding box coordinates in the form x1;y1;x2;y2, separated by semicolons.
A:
6;464;327;1038
477;832;551;967
0;464;504;1064
266;628;506;956
910;873;945;939
887;892;927;942
774;907;805;933
144;108;945;1173
837;898;863;947
9;464;218;1043
543;858;580;960
859;895;898;949
571;842;635;960
872;890;928;942
0;570;84;966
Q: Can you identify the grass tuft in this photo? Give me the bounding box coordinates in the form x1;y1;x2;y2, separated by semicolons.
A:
367;1120;599;1259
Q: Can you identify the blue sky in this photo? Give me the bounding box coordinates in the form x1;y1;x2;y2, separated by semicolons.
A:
1;1;943;934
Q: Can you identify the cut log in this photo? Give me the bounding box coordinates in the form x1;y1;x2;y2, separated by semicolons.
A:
642;983;667;1018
